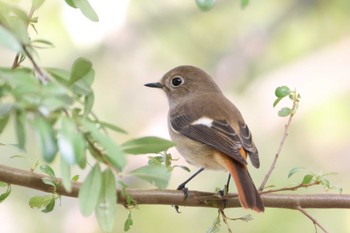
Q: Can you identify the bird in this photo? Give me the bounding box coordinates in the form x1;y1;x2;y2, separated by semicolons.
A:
145;65;264;212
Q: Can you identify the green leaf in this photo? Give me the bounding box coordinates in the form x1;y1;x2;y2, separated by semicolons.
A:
82;119;126;170
83;93;94;117
95;169;117;232
118;181;134;206
58;116;86;167
31;39;55;49
32;0;45;10
45;67;70;85
0;183;11;203
78;164;102;216
72;72;94;96
241;0;249;8
72;0;99;22
148;156;163;166
0;114;10;134
331;185;343;194
196;0;215;11
288;167;305;178
60;158;72;192
41;177;56;188
0;26;22;52
273;97;282;108
65;0;77;8
70;57;93;84
33;117;58;163
72;174;80;182
14;111;26;150
42;197;55;213
320;178;330;188
124;212;133;232
9;18;30;44
98;121;127;134
275;86;291;98
278;107;292;117
173;165;191;172
40;164;56;178
302;174;314;184
129;165;170;189
29;194;54;210
121;136;175;155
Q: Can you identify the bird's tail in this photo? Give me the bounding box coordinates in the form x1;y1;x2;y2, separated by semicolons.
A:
222;150;264;212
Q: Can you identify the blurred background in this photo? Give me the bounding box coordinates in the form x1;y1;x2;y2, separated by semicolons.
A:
1;0;350;232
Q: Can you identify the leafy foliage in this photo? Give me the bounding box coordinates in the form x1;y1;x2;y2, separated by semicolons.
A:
0;1;176;232
129;165;170;189
124;212;134;232
0;182;11;203
273;86;301;117
122;136;175;155
29;194;57;213
288;167;342;193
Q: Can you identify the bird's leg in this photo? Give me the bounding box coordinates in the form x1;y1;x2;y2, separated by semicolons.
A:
223;174;231;195
217;174;231;209
174;167;205;213
177;167;205;197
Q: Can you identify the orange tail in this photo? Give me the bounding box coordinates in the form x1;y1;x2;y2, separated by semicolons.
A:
222;150;264;212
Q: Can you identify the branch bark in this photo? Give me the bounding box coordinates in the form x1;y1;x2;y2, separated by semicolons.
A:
1;164;349;210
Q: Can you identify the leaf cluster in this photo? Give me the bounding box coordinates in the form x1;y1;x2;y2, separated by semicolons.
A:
288;167;342;193
0;1;176;232
273;86;301;117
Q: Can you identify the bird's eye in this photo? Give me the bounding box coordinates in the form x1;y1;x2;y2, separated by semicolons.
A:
171;76;184;87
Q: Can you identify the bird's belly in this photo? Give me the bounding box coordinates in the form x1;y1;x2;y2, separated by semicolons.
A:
170;133;226;170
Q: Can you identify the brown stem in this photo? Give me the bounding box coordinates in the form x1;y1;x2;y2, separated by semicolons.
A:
296;205;329;233
21;45;49;84
1;164;350;209
261;181;319;194
259;93;297;191
11;54;21;69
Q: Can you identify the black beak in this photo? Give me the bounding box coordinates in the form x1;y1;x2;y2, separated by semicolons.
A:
144;82;163;88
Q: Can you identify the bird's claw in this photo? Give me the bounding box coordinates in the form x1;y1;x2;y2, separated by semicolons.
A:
174;185;189;213
217;185;229;209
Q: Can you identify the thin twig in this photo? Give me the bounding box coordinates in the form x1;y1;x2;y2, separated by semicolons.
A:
11;54;20;69
259;94;298;191
296;205;329;233
261;181;320;194
219;209;252;222
219;209;233;233
22;45;49;84
11;4;36;70
9;4;50;83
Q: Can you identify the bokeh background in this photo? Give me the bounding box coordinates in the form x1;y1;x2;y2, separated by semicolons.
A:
1;0;350;232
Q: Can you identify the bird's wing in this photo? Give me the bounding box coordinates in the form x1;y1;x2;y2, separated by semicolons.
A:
170;114;247;166
239;123;260;168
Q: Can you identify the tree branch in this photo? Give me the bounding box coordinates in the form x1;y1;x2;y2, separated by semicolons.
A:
296;205;329;233
0;164;349;209
259;91;298;191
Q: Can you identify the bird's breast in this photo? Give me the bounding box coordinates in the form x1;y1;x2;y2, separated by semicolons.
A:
168;126;227;170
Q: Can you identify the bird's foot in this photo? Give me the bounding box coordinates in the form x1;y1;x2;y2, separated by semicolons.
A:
217;184;229;209
174;184;189;213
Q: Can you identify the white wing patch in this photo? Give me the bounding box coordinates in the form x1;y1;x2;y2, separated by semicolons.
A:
191;117;213;127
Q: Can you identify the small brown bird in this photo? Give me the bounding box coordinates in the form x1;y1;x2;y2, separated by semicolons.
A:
145;65;264;212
